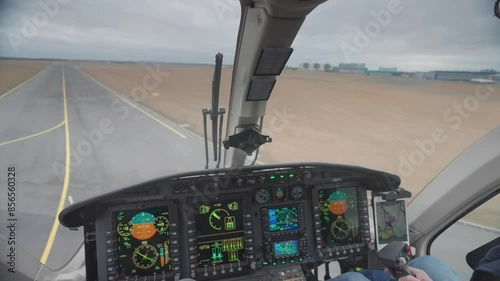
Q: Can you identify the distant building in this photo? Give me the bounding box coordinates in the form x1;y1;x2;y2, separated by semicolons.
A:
424;71;496;82
410;72;425;79
379;67;398;72
338;63;367;74
366;69;401;76
299;62;324;71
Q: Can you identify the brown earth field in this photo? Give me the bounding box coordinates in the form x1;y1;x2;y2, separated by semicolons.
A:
81;63;500;191
82;63;500;229
0;59;49;95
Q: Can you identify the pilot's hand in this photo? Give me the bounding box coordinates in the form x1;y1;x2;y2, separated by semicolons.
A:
384;266;433;281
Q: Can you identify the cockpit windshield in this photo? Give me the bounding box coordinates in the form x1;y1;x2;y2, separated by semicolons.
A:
0;0;499;274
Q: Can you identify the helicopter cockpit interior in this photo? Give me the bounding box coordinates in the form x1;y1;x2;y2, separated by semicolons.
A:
1;0;499;281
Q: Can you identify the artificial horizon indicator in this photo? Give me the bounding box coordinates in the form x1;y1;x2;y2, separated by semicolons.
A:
114;208;172;278
318;187;361;245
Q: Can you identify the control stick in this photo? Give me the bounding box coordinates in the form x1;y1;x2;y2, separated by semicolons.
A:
377;241;416;280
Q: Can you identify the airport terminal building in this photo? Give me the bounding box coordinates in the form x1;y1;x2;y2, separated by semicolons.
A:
424;71;497;81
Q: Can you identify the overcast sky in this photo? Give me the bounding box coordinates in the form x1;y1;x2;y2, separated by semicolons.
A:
0;0;499;71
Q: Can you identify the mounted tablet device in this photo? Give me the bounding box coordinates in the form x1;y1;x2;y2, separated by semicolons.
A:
372;188;412;250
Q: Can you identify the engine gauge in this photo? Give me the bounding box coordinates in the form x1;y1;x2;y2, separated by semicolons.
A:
132;244;158;269
330;217;350;240
154;216;169;232
291;185;304;200
209;208;231;231
117;221;133;236
255;188;270;204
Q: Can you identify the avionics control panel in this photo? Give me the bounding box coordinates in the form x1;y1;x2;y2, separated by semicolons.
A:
59;163;401;281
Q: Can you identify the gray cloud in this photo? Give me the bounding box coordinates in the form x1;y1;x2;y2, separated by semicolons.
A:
0;0;498;71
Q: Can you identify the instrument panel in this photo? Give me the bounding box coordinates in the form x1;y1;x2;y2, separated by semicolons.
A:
59;163;401;281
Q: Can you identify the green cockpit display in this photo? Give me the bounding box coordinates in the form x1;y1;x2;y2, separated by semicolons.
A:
196;199;246;268
318;187;361;246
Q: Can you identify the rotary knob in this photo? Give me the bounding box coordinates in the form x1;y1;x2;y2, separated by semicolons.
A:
250;261;257;270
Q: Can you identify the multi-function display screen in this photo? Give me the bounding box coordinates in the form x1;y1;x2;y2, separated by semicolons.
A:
115;208;172;279
268;206;300;232
196;199;246;268
317;187;361;246
273;240;299;257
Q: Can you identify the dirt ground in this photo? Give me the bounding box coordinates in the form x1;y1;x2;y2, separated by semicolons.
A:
82;63;500;229
0;59;49;95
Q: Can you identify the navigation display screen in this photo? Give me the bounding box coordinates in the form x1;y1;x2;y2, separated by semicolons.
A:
196;199;246;268
274;240;299;257
114;208;172;278
375;199;408;245
268;206;300;232
317;187;361;246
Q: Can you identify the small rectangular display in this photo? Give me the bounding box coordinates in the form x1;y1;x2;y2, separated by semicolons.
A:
317;187;361;246
268;206;300;232
196;199;246;268
114;207;172;279
274;240;299;257
375;199;408;246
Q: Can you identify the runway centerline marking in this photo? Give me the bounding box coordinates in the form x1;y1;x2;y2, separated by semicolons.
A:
78;68;187;139
40;67;71;265
0;120;65;147
0;67;46;101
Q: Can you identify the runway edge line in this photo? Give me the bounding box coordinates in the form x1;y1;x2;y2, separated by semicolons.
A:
0;67;46;101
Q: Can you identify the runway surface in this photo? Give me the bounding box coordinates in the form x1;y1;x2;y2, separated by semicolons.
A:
0;63;206;269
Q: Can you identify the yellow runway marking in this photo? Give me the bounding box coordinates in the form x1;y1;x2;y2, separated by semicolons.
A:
79;69;187;139
0;121;65;147
40;67;71;265
0;68;45;101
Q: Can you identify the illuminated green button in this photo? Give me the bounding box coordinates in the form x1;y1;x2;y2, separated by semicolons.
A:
272;262;277;266
299;257;303;262
280;174;285;179
289;173;295;178
290;259;295;263
270;175;275;180
281;260;286;264
263;261;268;266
